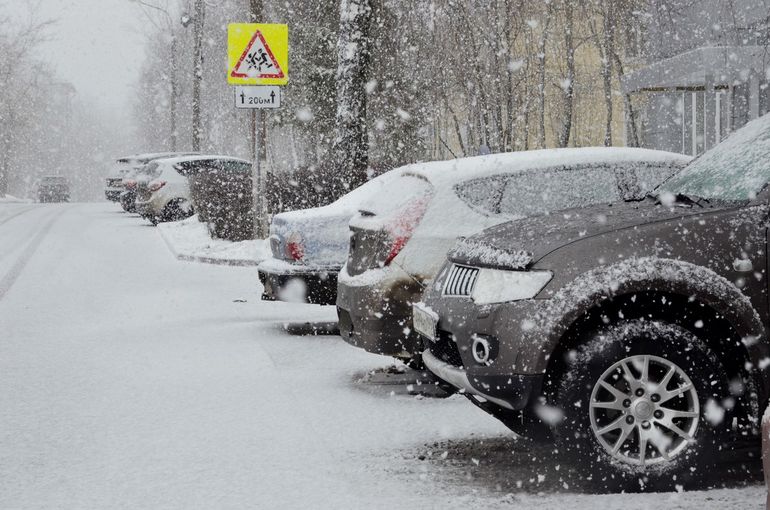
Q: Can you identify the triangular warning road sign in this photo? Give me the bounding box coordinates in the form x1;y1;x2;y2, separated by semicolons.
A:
230;30;285;79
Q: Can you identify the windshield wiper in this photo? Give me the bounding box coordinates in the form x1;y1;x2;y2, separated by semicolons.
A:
648;192;709;208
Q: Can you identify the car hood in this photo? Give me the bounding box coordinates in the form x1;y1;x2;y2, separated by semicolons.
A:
449;199;731;269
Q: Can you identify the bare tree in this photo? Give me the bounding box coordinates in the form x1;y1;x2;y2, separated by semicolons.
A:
0;3;55;195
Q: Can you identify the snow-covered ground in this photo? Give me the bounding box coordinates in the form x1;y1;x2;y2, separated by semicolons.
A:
0;203;764;509
157;214;271;266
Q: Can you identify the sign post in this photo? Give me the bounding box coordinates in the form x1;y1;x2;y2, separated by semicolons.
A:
227;23;288;239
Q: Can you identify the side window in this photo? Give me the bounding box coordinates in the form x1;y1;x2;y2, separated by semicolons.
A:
634;163;680;194
498;166;620;217
454;176;506;215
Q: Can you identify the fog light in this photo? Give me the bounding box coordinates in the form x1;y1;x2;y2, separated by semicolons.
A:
472;335;497;364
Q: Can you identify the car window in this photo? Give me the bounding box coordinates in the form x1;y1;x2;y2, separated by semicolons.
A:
498;166;620;216
141;162;161;179
454;176;506;216
634;164;680;194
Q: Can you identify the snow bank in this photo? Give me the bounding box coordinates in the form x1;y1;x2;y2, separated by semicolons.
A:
0;194;31;203
157;215;270;266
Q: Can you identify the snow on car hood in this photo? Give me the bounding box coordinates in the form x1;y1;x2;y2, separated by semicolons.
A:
451;199;730;269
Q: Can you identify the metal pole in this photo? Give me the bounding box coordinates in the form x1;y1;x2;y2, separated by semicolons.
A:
249;0;267;239
252;110;266;238
192;0;205;151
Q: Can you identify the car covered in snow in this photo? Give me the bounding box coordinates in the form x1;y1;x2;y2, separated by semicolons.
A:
104;152;196;203
135;155;249;225
258;170;398;305
415;113;770;490
37;175;70;202
119;166;149;213
337;148;691;366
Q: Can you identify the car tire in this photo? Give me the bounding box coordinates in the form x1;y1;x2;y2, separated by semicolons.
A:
551;319;731;492
161;199;193;223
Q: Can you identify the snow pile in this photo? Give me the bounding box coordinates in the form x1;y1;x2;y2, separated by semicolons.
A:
0;194;30;203
449;238;532;269
157;215;270;266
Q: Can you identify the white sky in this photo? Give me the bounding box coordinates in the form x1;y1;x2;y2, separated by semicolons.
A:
8;0;149;114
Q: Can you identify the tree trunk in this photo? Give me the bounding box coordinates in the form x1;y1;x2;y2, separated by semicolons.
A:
612;53;640;147
558;0;575;148
332;0;373;192
536;4;553;149
169;36;178;151
601;0;615;146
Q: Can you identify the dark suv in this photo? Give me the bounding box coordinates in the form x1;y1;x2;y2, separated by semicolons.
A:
415;113;770;490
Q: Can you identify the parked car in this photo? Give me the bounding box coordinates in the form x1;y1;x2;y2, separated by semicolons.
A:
337;148;691;366
119;167;145;213
135;155;248;225
134;157;195;224
258;170;398;305
38;176;70;202
415;113;770;490
104;152;196;204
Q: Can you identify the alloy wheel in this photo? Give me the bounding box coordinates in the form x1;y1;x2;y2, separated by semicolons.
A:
588;354;700;466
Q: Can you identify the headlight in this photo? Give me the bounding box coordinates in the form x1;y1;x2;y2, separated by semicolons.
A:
471;269;553;305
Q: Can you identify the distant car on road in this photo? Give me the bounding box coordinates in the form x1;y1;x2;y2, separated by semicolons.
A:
104;152;197;203
258;170;398;305
38;176;70;203
337;148;692;367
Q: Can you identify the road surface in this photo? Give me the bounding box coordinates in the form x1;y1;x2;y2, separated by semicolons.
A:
0;203;764;509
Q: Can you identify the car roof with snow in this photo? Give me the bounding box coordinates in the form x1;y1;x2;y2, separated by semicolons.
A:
117;152;198;164
400;147;691;188
156;155;251;166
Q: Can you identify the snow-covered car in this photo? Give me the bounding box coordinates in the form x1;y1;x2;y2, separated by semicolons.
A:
134;156;199;224
38;176;70;202
337;148;692;366
135;155;250;225
416;113;770;490
258;171;399;305
104;152;196;203
119;166;147;213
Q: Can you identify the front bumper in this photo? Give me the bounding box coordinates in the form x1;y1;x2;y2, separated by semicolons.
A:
258;266;339;305
336;266;424;359
423;350;542;410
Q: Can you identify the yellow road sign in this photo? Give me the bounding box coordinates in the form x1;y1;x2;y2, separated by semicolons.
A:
227;23;288;86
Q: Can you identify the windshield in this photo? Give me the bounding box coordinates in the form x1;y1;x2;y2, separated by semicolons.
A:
661;113;770;202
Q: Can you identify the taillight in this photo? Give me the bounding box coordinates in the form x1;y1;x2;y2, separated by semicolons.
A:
382;195;430;266
148;180;167;192
285;232;304;261
124;179;137;190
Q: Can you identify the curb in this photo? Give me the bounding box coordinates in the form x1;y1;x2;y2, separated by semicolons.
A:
157;225;260;267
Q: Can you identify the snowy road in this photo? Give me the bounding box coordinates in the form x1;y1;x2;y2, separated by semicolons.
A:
0;203;765;509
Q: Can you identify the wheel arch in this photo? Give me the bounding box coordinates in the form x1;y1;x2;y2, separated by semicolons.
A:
538;257;769;426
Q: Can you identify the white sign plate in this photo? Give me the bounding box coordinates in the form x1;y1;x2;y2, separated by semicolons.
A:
234;86;281;109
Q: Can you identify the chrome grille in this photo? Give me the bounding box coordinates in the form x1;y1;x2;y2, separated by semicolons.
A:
443;264;479;297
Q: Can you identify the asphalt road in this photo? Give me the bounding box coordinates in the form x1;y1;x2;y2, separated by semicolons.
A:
0;202;764;510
